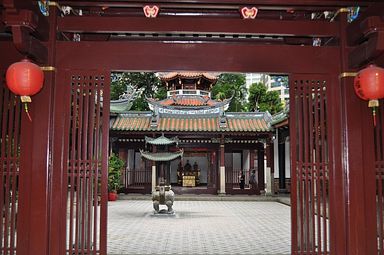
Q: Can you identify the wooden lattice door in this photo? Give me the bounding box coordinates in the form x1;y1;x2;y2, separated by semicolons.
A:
0;72;21;255
290;74;333;254
57;70;110;254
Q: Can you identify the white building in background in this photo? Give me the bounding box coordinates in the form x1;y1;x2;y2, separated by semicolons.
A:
268;76;289;106
245;73;271;89
245;73;289;106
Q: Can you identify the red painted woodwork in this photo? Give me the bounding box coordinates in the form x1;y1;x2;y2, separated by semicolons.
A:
0;72;21;255
5;59;44;97
340;11;377;255
354;64;384;100
257;143;265;190
58;16;338;37
59;70;110;254
1;1;383;255
290;75;332;254
56;41;339;74
349;30;384;68
375;100;384;254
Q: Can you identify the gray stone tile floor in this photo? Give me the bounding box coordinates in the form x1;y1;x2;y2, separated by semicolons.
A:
108;200;291;255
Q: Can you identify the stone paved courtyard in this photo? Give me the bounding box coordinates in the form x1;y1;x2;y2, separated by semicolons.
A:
108;200;291;255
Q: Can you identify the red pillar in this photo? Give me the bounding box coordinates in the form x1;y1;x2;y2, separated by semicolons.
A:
250;149;255;170
336;12;377;255
17;6;58;255
257;143;265;190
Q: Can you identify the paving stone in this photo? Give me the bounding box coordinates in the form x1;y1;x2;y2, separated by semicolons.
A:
108;200;290;255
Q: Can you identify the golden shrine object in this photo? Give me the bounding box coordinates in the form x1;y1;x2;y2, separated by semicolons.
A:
182;176;196;187
177;161;200;186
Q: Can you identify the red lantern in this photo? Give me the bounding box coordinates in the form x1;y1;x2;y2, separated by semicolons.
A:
6;59;44;121
354;64;384;126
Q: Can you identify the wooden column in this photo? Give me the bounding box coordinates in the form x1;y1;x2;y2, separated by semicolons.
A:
219;137;225;194
336;12;376;255
250;149;255;170
257;143;265;190
266;141;274;195
15;6;57;255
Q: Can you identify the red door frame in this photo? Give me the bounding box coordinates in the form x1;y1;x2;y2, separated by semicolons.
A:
0;4;380;255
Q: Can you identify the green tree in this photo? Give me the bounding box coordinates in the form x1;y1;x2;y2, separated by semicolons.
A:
211;73;247;112
248;82;283;114
110;72;165;110
110;73;127;100
108;153;125;192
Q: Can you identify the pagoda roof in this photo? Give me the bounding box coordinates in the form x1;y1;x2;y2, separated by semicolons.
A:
159;72;218;82
111;112;271;133
140;149;183;162
145;134;179;145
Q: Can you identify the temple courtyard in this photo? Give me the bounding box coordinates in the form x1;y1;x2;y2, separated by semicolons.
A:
108;198;291;255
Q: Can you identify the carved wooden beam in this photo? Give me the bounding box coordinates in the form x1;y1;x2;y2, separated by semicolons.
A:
3;9;48;63
349;31;384;68
56;40;339;73
346;3;384;46
3;1;49;41
11;26;47;63
58;16;339;38
347;16;384;46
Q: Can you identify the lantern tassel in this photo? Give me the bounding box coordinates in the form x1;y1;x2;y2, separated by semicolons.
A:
368;100;379;127
24;103;32;122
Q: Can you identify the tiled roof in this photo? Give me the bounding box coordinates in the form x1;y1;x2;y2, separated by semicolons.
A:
148;96;228;108
271;104;289;127
159;72;218;81
111;113;271;132
173;97;207;106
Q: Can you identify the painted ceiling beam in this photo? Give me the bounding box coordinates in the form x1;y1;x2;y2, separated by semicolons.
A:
57;0;374;9
58;16;338;37
56;41;338;74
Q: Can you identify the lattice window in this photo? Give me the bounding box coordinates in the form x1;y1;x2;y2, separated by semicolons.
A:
64;72;109;254
0;72;21;255
291;76;331;254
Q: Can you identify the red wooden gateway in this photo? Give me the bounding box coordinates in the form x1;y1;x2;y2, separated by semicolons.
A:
0;1;383;255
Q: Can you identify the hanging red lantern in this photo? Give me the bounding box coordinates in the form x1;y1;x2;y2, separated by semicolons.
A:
354;64;384;126
6;59;44;121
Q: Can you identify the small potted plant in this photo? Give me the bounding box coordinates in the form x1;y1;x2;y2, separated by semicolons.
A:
108;153;125;201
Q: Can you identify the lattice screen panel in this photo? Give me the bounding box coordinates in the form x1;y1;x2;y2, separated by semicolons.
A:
376;100;384;255
290;76;331;255
64;72;110;255
0;72;21;255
